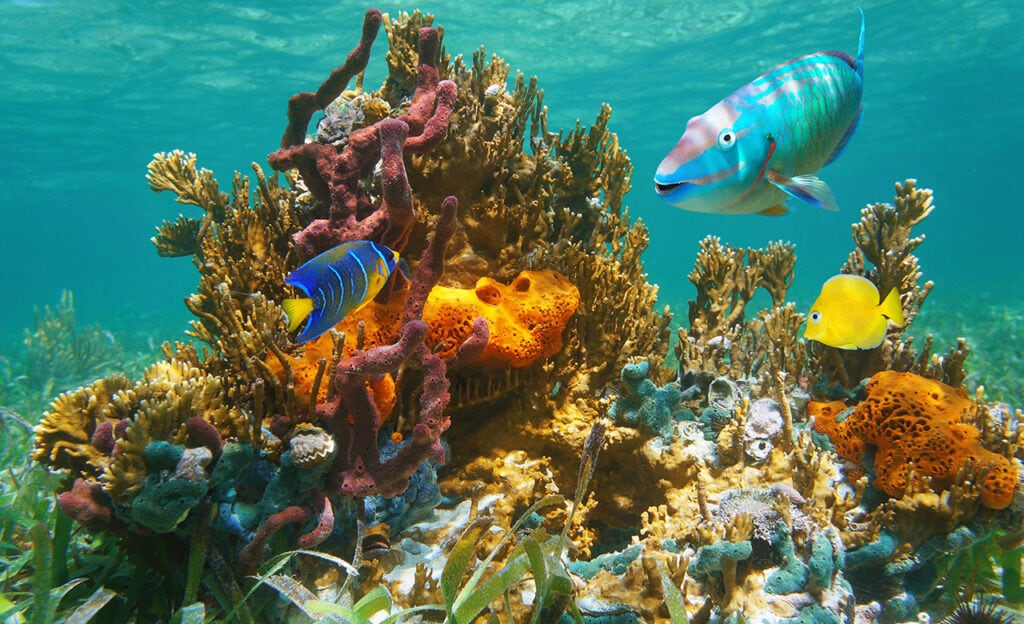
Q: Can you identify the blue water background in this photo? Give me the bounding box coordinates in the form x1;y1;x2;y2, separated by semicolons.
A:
1;0;1021;349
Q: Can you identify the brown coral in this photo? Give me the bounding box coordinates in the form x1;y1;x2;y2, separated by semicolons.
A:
810;371;1016;509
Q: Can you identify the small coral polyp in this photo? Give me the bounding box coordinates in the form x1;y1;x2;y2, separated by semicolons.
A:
811;370;1016;509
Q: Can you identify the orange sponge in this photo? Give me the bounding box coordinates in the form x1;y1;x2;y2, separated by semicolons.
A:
270;269;579;408
265;330;396;416
334;269;579;368
809;371;1016;510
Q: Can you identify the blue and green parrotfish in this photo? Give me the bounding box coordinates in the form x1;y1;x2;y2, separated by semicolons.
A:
282;240;400;344
654;9;865;215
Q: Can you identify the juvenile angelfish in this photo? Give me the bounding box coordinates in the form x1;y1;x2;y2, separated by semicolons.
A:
654;9;865;215
282;240;399;343
804;274;904;350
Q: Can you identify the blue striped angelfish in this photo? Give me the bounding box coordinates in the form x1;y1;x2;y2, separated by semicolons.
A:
282;240;400;343
654;9;865;215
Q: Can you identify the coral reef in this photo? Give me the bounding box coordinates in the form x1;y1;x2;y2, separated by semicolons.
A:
25;4;1022;623
280;268;580;370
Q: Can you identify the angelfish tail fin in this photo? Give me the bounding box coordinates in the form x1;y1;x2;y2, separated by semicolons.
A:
282;298;314;331
880;288;904;327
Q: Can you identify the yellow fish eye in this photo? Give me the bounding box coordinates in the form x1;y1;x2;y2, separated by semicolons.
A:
809;311;822;323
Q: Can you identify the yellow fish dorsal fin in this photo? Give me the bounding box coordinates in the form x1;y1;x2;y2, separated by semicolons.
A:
879;287;905;327
281;298;314;331
758;204;788;217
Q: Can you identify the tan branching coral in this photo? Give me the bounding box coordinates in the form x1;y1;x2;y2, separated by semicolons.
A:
149;153;305;421
34;359;246;501
676;237;798;383
810;179;953;387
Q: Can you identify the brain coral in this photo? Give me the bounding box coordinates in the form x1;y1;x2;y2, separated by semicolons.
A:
810;371;1017;509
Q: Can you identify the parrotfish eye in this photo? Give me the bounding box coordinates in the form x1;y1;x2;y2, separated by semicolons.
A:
717;128;736;150
809;311;822;323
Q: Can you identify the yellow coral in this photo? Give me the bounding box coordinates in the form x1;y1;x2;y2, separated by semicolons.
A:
810;371;1016;509
33;375;133;477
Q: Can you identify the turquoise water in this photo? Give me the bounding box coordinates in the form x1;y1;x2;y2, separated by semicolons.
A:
1;0;1021;345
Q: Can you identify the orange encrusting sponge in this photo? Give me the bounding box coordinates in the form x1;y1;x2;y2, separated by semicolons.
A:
334;269;580;368
269;269;579;409
810;371;1017;510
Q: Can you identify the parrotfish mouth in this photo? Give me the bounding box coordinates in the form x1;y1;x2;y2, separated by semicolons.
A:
654;180;691;196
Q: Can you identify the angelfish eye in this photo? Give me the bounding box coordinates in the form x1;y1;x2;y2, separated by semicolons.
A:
717;128;736;149
809;311;822;323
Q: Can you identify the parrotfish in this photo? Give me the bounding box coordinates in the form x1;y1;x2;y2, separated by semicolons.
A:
654;9;865;215
804;274;904;350
282;240;400;343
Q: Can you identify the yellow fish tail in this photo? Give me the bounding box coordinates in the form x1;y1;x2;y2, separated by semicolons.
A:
879;288;904;327
282;298;314;331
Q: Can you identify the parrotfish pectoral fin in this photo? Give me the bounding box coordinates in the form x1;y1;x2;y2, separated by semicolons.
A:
767;171;839;211
879;287;904;326
282;298;314;331
758;204;788;217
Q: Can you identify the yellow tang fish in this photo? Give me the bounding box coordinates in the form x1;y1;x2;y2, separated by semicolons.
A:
804;274;904;349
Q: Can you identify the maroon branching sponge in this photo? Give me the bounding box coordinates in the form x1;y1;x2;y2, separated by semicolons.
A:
320;197;465;498
267;8;458;259
238;504;312;573
297;489;334;549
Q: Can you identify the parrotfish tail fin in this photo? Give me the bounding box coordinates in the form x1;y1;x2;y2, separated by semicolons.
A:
880;288;904;327
767;171;839;211
282;298;314;332
855;6;865;82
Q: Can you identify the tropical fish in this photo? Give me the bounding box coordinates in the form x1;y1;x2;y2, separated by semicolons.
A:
654;9;865;215
804;274;904;349
282;240;400;343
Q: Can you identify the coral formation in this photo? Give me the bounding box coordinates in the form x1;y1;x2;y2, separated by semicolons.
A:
26;4;1023;623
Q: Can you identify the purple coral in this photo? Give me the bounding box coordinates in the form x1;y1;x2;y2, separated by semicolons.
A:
320;198;465;499
267;9;457;261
